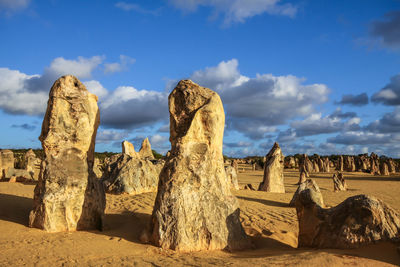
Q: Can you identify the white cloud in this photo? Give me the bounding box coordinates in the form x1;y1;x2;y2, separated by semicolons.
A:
84;80;108;100
290;112;360;137
168;0;297;25
0;56;105;115
0;0;30;14
100;86;168;129
104;55;136;74
46;56;104;79
372;73;400;106
0;68;47;115
115;2;160;15
96;130;130;144
189;59;330;139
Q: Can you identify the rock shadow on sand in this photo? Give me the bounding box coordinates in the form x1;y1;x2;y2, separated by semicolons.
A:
237;196;288;208
101;211;151;244
0;193;32;226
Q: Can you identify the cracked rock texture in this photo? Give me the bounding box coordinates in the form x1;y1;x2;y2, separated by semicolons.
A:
295;192;400;248
258;142;285;193
150;80;250;251
29;75;105;232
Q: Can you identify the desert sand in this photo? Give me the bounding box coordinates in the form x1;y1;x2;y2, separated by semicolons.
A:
1;165;399;266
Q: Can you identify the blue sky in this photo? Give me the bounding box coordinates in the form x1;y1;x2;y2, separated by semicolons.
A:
1;0;400;157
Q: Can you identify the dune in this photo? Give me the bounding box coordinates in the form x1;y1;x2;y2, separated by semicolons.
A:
1;166;399;266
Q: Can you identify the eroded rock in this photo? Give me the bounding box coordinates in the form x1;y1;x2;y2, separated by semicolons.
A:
29;75;105;232
296;193;400;248
122;140;138;158
289;178;324;208
102;154;163;195
225;165;239;190
150;80;250;251
1;150;14;179
333;172;347;191
258;142;285;193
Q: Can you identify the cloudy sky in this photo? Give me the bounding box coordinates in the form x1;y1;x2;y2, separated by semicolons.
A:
1;0;400;157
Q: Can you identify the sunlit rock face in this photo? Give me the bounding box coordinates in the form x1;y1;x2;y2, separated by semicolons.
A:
258;142;285;193
296;193;400;249
29;75;105;232
150;80;250;252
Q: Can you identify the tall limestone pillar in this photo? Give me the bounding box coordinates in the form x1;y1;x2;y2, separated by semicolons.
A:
150;80;249;251
29;75;105;232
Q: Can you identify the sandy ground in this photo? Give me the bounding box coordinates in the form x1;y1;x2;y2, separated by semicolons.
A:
1;165;400;266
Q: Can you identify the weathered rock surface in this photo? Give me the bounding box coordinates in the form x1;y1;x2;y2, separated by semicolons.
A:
4;168;34;181
225;165;239;190
289;179;324;208
93;157;103;178
258;142;285;193
380;162;389;176
296;193;400;248
150;80;249;251
23;149;41;180
333;172;347;191
29;75;105;232
102;154;163;195
139;138;154;160
1;150;14;179
297;171;307;185
122;140;138;158
370;152;380;175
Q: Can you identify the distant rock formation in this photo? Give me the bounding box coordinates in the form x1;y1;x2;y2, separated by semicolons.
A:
102;154;163;195
380;162;389;176
0;150;14;179
370;152;380;175
122;140;138;158
297;170;307;185
139;138;154;160
333;172;347;191
258;142;285;193
295;193;400;248
289;178;324;208
150;80;250;251
338;155;344;172
225;165;239;190
23;149;41;180
29;75;105;232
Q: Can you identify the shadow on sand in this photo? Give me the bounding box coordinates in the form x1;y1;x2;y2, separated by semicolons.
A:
230;235;400;266
101;211;151;244
0;193;32;226
237;196;289;208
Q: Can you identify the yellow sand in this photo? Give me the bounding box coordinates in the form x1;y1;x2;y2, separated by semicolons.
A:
1;166;399;266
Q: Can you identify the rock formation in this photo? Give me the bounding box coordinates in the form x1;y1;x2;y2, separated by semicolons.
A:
122;140;138;158
102;154;163;195
225;165;239;190
370;152;380;175
139;138;154;160
149;80;249;251
258;142;285;193
323;157;330;172
231;159;238;173
338;155;344;172
289;178;324;208
23;149;41;180
300;154;314;173
93;158;103;178
295;193;400;248
29;75;105;232
297;170;307;185
380;162;389;176
0;150;14;179
333;172;347;191
312;160;320;173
